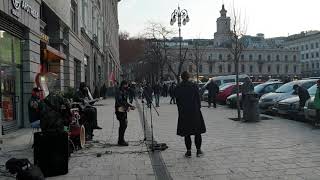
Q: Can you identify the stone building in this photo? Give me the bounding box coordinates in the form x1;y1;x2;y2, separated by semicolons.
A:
0;0;121;135
163;5;300;82
284;31;320;77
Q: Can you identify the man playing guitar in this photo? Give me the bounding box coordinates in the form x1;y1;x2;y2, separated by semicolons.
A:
115;80;135;146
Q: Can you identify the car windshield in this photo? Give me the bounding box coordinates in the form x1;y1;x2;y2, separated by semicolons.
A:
308;84;318;96
220;84;234;91
254;84;266;93
275;81;296;93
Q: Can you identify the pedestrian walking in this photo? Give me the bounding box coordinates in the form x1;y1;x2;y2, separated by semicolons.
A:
293;84;310;110
143;83;153;108
314;80;320;126
206;80;219;108
175;71;206;158
169;83;176;104
153;82;161;107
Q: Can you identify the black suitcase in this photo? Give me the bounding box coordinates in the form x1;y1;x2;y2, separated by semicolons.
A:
34;131;69;177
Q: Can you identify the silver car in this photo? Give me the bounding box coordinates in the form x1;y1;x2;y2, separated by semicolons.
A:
259;79;317;114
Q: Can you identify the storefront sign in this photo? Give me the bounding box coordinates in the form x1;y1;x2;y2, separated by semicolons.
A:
40;32;49;43
11;0;39;19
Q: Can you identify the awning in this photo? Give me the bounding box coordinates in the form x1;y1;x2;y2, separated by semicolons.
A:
42;45;66;62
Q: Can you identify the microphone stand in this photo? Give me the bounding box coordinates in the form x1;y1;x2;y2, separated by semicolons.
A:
143;92;167;152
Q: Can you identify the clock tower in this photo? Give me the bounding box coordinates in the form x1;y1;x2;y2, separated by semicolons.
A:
214;5;231;47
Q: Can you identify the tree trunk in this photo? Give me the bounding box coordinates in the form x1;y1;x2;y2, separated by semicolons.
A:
235;58;241;121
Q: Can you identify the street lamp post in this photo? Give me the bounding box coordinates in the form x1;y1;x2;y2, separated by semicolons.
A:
170;5;189;82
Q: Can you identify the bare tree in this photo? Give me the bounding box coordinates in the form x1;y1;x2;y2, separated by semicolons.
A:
228;5;247;121
191;39;208;83
166;47;189;83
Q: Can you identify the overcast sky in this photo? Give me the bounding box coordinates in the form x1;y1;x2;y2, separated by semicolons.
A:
118;0;320;39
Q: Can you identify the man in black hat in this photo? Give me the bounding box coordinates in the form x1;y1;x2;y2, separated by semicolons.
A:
175;71;206;158
115;80;135;146
28;87;42;128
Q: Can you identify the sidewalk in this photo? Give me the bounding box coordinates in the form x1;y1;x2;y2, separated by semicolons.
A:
0;99;155;180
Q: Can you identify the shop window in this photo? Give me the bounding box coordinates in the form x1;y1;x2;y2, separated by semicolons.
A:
0;31;21;64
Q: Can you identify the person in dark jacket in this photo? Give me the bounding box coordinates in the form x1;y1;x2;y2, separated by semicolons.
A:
143;83;153;108
153;82;161;107
74;82;102;140
115;80;135;146
28;87;42;128
293;84;311;109
162;83;168;97
169;83;176;104
175;71;206;158
206;80;219;108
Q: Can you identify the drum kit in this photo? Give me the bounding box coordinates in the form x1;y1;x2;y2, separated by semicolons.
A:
68;108;86;151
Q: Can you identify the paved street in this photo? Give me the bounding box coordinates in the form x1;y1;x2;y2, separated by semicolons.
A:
2;97;320;180
148;97;320;180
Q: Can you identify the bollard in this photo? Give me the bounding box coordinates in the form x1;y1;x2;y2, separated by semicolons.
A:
242;93;260;122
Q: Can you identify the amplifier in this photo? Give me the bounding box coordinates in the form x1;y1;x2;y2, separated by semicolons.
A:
33;131;69;177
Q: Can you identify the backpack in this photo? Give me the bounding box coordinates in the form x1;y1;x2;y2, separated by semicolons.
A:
6;158;44;180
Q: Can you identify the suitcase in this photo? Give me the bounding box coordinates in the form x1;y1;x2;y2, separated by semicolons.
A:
33;131;69;177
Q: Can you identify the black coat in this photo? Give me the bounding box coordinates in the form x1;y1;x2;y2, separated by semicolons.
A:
175;81;206;136
206;82;219;97
297;87;311;107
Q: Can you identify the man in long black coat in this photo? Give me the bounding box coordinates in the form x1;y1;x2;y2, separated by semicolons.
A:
206;80;219;108
175;71;206;158
293;84;311;109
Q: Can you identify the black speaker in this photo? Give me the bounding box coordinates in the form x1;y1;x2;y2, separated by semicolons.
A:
34;132;69;177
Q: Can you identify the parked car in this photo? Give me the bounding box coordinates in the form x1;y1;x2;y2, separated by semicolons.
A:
259;79;317;114
226;82;283;108
216;83;243;104
273;84;317;120
304;84;319;122
202;83;233;102
203;74;249;89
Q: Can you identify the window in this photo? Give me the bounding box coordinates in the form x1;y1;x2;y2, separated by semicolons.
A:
294;65;297;73
82;0;88;27
316;52;319;58
258;64;263;73
241;64;245;73
312;63;315;69
189;65;193;73
228;64;231;73
219;54;223;60
306;63;309;70
208;54;212;61
301;45;304;51
250;65;253;73
317;63;320;69
219;65;223;73
302;54;305;60
74;59;81;89
316;42;319;48
285;55;288;61
241;54;244;60
268;65;271;73
227;54;232;60
306;53;309;59
71;0;78;33
267;55;271;61
258;54;262;60
199;64;203;73
312;53;314;58
285;65;289;73
249;54;253;61
276;55;280;61
311;43;314;49
306;44;309;50
293;55;297;61
209;64;213;73
277;65;280;74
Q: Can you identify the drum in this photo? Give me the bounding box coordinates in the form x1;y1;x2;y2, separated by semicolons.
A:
69;125;85;149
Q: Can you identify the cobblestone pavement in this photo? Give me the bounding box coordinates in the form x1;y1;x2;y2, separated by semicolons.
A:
0;99;155;180
146;97;320;180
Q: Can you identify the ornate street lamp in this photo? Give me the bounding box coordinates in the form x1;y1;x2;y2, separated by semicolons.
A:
170;5;189;81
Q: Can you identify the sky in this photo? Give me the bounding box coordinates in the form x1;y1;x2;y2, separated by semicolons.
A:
118;0;320;39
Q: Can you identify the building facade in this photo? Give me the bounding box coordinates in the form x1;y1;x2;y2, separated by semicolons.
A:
163;5;300;82
0;0;121;135
285;31;320;77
